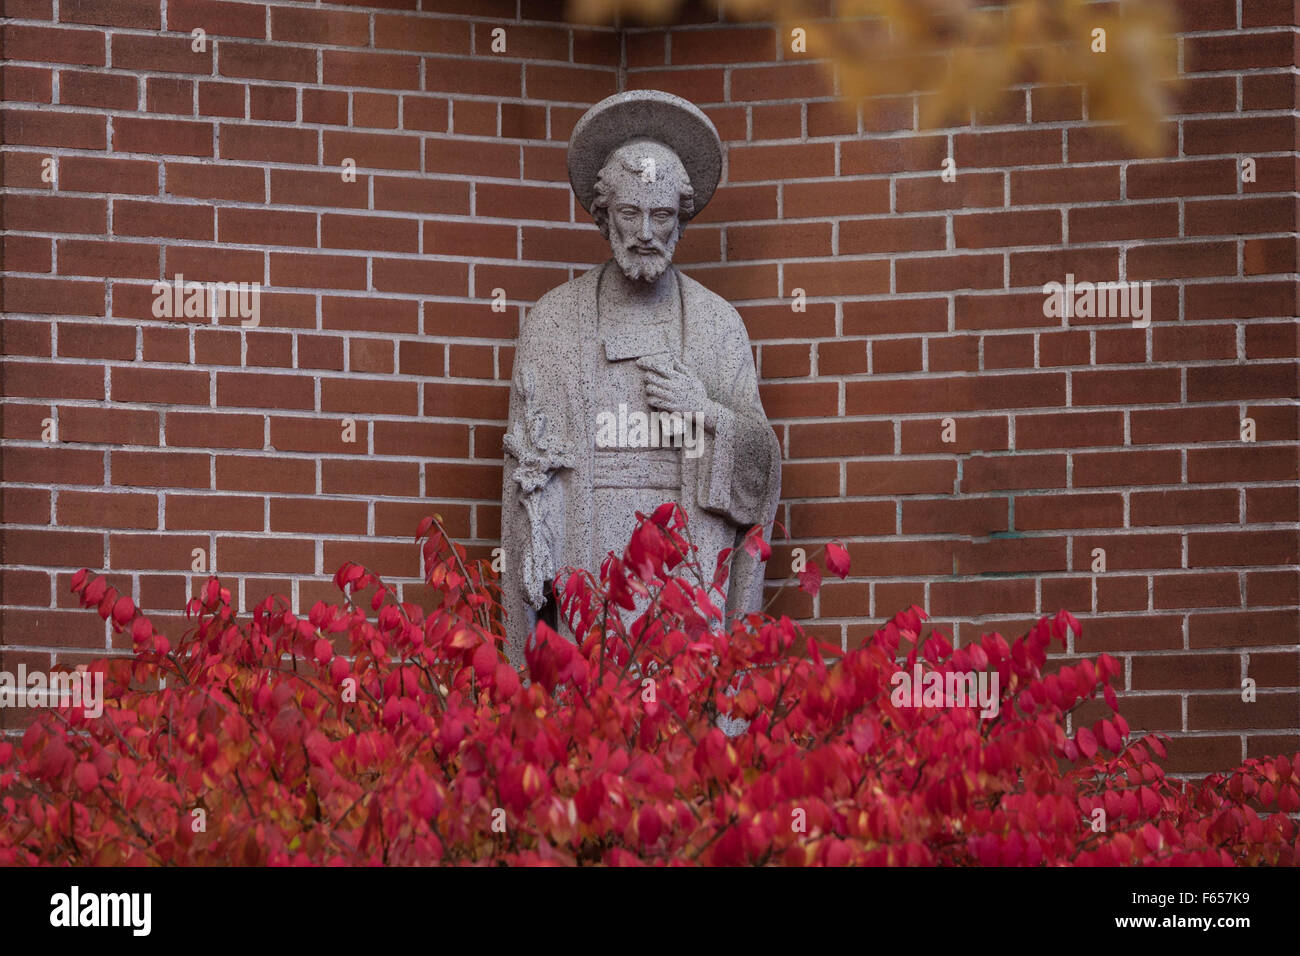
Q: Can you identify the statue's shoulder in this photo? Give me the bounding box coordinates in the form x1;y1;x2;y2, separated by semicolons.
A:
521;265;602;340
677;269;749;338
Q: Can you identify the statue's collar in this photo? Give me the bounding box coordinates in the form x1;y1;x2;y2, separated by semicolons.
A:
595;262;688;362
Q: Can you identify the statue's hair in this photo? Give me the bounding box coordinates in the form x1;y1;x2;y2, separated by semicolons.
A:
590;138;695;239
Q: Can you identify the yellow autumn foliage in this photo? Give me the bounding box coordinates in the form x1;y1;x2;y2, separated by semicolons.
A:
566;0;1179;155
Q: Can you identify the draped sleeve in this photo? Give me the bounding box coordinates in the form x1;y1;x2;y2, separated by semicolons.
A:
694;304;781;531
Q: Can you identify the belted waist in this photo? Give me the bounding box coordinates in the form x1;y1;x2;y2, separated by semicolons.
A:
592;448;681;489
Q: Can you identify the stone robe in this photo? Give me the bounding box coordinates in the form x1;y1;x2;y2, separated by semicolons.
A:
500;260;781;663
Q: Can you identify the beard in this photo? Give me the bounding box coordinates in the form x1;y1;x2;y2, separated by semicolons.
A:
613;238;673;283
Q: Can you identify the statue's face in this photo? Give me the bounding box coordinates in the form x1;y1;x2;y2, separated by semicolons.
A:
605;165;683;283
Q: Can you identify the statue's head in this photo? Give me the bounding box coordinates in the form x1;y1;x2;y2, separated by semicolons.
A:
568;91;722;281
590;139;694;283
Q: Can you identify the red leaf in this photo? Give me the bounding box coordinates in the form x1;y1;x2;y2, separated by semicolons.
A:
712;548;732;591
83;576;107;607
1098;719;1123;754
472;641;497;679
1140;824;1162;852
742;525;771;561
73;762;99;793
131;617;153;647
798;563;822;596
825;542;850;579
97;589;118;620
1075;726;1098;759
111;595;135;626
650;502;676;526
493;663;520;700
637;809;661;846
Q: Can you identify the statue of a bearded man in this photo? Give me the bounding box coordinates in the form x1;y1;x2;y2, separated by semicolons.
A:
499;90;782;662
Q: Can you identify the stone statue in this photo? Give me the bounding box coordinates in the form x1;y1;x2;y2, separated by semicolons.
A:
500;90;782;663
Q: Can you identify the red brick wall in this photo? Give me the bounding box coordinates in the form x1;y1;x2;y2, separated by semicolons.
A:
1;0;1296;774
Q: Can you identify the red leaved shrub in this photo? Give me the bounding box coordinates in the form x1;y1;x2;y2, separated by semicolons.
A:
0;506;1296;865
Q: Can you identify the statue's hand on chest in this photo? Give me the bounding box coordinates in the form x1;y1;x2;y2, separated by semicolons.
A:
638;356;716;428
